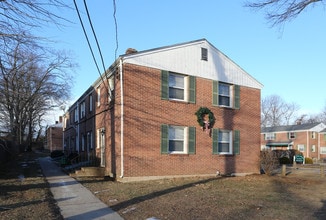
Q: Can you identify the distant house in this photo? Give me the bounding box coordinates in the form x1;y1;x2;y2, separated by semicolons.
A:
63;39;263;181
261;122;326;160
45;117;63;152
319;128;326;160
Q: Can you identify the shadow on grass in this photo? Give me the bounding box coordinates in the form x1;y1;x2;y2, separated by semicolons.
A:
109;177;220;211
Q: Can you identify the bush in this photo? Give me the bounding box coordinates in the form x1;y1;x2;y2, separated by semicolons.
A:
305;157;313;164
279;156;291;164
50;150;64;158
260;150;278;175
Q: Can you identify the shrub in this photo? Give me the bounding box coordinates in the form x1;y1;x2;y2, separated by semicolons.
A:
305;157;313;164
279;156;291;164
260;150;278;175
50;150;64;158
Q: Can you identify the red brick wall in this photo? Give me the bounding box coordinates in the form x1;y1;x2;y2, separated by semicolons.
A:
116;63;261;177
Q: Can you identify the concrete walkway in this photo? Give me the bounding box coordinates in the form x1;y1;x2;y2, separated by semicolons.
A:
39;157;123;220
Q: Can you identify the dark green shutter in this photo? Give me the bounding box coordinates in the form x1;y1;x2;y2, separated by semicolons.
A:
212;128;219;154
188;127;196;154
212;81;219;106
161;70;169;100
161;124;169;154
234;85;240;109
189;76;196;103
233;130;240;155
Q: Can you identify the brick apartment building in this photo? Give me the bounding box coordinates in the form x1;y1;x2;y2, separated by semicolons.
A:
63;39;263;181
261;122;326;160
45;117;63;152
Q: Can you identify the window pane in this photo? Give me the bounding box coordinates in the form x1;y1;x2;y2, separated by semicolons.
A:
169;140;184;151
219;83;229;96
169;88;184;99
218;143;230;152
169;74;184;88
169;127;184;139
219;96;230;106
219;131;230;142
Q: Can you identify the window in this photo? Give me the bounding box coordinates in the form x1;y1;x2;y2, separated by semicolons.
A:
213;129;240;155
87;131;93;150
219;83;231;106
80;101;85;118
265;133;276;140
169;126;186;153
311;145;316;152
74;108;78;122
89;95;93;112
311;131;316;139
321;147;326;154
169;73;185;100
213;81;240;109
108;76;114;102
161;125;196;154
161;71;196;103
97;128;105;149
297;144;305;152
97;86;101;107
288;132;296;139
201;48;208;61
81;134;86;151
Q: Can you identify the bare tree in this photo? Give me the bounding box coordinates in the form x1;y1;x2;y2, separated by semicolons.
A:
244;0;324;26
0;40;74;151
261;95;300;127
0;0;69;42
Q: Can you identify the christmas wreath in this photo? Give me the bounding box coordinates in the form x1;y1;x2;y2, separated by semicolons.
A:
195;107;215;129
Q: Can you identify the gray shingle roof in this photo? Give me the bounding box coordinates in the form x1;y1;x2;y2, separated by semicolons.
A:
261;122;322;133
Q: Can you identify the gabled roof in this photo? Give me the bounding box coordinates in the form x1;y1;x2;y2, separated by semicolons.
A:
262;122;326;133
121;39;263;89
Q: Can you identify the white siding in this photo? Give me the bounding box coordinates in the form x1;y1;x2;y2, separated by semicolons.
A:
122;39;263;89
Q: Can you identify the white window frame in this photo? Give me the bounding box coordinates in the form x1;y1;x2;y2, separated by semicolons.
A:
311;131;316;139
321;147;326;154
265;133;276;140
311;145;316;152
289;132;296;139
218;130;233;155
89;95;93;112
97;128;105;149
218;82;233;108
168;73;189;102
297;144;305;152
168;126;188;154
74;108;78;122
80;101;85;118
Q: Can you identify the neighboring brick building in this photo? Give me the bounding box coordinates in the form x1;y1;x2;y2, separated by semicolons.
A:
261;122;326;160
64;39;263;181
45;118;63;152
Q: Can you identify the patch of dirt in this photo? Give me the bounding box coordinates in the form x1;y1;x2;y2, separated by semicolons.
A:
78;168;326;220
0;151;63;220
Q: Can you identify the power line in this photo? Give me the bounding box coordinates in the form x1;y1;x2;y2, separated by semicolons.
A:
73;0;105;85
113;0;118;59
83;0;107;74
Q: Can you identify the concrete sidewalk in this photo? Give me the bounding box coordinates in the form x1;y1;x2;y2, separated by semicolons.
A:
39;157;123;220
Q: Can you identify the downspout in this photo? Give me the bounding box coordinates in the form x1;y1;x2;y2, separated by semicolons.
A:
318;133;321;160
119;58;124;178
306;131;309;158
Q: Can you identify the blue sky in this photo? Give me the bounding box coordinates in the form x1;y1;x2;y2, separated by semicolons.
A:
38;1;326;120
